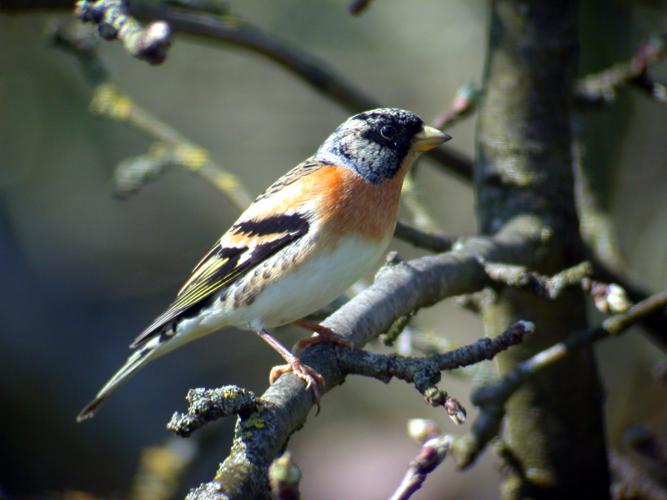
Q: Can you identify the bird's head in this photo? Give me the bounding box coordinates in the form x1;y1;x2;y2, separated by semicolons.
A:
315;108;451;184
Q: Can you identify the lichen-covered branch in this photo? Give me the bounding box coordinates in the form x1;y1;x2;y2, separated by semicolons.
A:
479;259;593;299
168;386;258;438
338;320;532;423
185;224;544;498
75;0;172;64
340;320;532;390
451;289;667;469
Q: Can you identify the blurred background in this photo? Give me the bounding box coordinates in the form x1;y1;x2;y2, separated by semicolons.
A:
1;0;666;498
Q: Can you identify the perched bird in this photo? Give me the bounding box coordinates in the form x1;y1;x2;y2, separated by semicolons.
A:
77;108;450;422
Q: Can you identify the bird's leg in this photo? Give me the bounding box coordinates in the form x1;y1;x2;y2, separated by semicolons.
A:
256;328;324;409
292;319;354;351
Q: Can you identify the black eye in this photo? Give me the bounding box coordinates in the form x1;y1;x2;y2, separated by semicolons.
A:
380;124;397;140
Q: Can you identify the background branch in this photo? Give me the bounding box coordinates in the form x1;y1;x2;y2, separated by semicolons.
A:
452;289;667;469
575;34;667;106
348;0;375;16
49;22;253;210
610;452;667;500
389;435;452;500
393;221;456;253
75;0;172;64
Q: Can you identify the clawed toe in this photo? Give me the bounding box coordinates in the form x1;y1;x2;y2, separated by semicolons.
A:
269;359;324;411
257;327;329;413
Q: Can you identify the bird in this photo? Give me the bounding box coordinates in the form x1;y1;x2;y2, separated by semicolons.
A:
76;108;450;422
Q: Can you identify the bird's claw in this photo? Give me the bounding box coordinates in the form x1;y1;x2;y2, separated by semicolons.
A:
269;358;324;412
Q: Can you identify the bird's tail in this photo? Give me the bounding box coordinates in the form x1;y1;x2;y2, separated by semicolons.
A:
76;342;159;423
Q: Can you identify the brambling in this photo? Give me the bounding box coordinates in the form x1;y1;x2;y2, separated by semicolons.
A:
77;108;450;422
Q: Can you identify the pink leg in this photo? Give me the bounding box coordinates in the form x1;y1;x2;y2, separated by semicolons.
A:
257;329;324;410
292;319;353;351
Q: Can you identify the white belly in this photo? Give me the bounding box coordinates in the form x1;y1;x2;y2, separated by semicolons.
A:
232;234;391;330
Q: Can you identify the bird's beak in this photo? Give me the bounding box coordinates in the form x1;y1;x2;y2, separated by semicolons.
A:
413;126;452;152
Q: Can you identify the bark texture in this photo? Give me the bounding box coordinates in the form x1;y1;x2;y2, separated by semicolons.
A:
475;1;610;498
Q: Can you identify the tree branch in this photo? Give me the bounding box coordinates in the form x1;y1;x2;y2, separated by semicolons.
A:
394;221;455;253
589;257;667;351
168;386;258;438
431;82;482;130
127;4;475;182
624;425;667;472
49;22;253;210
609;452;667;500
184;223;544;498
75;0;172;64
478;259;593;299
389;435;452;500
575;34;667;107
348;0;375;16
451;289;667;469
338;320;532;423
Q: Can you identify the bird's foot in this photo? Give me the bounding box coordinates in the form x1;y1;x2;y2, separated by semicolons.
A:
269;357;325;412
292;319;353;351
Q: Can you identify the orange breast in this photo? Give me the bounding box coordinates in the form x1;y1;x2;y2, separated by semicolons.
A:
309;158;414;244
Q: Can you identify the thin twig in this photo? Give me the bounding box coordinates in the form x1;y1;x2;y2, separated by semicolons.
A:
591;257;667;351
394;221;456;253
479;259;593;299
400;173;442;232
127;4;475;182
348;0;375;16
339;321;533;423
431;82;482;130
49;22;253;210
575;34;667;106
610;452;667;500
389;435;452;500
452;289;667;468
479;257;632;313
624;425;667;470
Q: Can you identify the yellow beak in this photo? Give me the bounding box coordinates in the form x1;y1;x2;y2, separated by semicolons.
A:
413;125;452;152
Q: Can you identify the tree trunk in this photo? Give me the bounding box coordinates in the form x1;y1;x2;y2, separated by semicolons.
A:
475;1;610;498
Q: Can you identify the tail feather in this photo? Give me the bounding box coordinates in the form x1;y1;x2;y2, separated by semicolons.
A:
76;345;156;423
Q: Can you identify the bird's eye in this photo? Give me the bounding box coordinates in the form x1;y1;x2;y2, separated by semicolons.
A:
380;125;397;140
